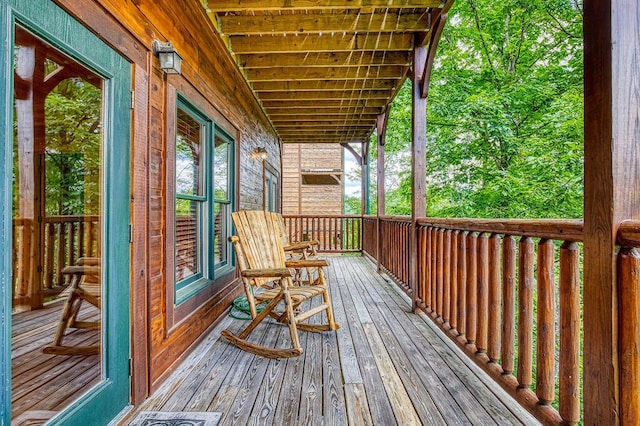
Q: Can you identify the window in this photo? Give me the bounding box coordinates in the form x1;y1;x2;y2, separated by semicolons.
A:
174;98;234;303
265;166;279;212
213;132;233;268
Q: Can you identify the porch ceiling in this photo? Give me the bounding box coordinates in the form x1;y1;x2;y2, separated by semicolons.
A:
205;0;446;144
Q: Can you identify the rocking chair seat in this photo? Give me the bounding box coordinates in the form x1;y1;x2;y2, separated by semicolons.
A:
254;284;327;305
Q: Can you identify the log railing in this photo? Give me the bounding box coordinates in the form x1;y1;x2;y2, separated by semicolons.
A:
281;215;362;252
413;218;584;425
617;220;640;425
365;216;585;425
12;215;100;309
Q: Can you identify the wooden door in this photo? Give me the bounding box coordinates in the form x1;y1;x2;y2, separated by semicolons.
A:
0;0;131;424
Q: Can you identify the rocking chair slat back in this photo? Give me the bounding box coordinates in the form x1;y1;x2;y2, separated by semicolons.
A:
232;210;287;287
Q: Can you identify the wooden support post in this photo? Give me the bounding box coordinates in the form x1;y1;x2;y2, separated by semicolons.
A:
410;42;427;311
361;140;370;215
14;41;46;311
376;110;388;271
584;0;640;423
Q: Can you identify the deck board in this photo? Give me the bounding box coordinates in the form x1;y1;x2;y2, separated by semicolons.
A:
135;256;539;425
11;299;101;423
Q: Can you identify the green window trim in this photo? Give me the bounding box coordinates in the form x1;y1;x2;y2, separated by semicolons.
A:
174;96;235;305
2;0;131;423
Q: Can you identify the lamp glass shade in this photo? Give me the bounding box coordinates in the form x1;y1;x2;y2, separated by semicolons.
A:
159;51;182;74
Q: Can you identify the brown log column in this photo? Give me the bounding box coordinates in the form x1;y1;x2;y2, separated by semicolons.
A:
376;111;388;271
361;140;369;215
584;0;640;423
410;42;427;310
14;41;46;311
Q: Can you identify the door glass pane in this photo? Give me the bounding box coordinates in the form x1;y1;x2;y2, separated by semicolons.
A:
11;26;103;422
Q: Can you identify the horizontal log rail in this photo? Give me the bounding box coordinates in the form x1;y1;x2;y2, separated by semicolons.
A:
617;220;640;424
12;215;100;311
366;216;584;425
281;215;362;252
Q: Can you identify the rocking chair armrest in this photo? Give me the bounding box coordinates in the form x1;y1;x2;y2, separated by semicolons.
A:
61;265;101;275
284;242;313;252
242;268;292;278
285;259;328;269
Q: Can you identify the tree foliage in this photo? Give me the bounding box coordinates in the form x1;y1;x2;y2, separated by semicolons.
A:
370;0;583;219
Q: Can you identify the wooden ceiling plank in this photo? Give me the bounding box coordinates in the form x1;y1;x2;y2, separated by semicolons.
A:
269;113;380;121
274;121;375;127
229;33;413;54
273;119;379;125
253;79;398;92
219;12;430;35
261;99;388;108
265;107;383;115
277;128;371;135
210;1;443;12
246;65;404;81
258;90;392;100
239;51;411;68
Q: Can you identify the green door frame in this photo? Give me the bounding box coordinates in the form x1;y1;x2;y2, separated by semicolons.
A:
0;0;131;424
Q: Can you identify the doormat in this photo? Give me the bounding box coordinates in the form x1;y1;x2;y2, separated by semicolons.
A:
127;411;222;426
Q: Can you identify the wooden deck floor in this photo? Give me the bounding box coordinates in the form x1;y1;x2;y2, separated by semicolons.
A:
135;256;538;425
11;299;100;424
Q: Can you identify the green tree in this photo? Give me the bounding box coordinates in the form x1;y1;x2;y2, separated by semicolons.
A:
372;0;583;219
44;77;102;215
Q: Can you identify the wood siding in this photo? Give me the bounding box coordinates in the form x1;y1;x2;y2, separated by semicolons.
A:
282;143;343;215
53;0;280;403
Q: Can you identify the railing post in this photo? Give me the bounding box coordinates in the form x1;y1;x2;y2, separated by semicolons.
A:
410;42;427;311
584;0;640;422
376;109;387;271
619;246;640;424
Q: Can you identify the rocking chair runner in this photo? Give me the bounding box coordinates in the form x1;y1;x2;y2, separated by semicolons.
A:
221;210;339;358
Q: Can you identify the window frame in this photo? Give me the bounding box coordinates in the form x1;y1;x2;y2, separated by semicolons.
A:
212;127;234;273
173;96;235;305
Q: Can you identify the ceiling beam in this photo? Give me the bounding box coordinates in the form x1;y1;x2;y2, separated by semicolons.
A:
239;51;411;68
341;143;363;165
265;106;383;116
273;121;375;127
246;65;404;81
229;33;413;54
277;133;371;140
257;90;392;101
210;1;442;12
253;79;398;92
269;113;380;121
261;99;389;108
277;128;371;135
219;12;430;35
279;136;371;143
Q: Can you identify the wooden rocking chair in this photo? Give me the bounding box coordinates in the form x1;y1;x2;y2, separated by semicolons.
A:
221;210;339;358
43;257;101;356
